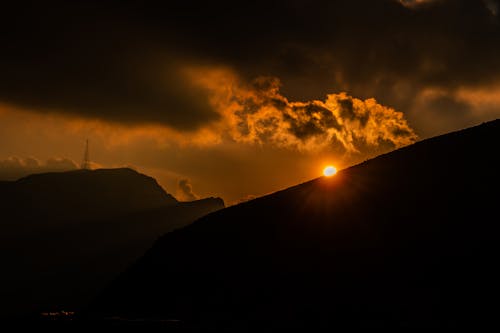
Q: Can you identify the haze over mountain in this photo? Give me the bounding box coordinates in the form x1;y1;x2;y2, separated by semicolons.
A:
0;168;224;318
90;120;499;329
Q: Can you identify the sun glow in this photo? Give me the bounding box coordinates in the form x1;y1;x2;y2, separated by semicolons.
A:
323;165;337;177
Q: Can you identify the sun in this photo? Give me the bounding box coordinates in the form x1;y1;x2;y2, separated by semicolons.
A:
323;165;337;177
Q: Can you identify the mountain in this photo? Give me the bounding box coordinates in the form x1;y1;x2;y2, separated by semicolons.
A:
89;120;499;329
0;168;224;319
0;168;178;224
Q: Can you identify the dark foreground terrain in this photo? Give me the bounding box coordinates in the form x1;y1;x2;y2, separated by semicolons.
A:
0;168;224;319
84;120;500;329
5;120;499;329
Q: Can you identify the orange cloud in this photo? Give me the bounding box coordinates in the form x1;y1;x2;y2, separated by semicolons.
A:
186;67;417;154
0;67;417;158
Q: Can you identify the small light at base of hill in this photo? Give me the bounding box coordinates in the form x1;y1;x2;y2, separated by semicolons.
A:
323;166;337;177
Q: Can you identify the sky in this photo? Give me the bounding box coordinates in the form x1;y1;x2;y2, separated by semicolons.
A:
1;0;499;204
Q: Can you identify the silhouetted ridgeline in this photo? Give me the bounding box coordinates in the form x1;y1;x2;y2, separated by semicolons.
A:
0;168;224;319
89;120;499;329
0;168;177;223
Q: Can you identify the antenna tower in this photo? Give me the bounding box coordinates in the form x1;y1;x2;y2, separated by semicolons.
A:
81;139;91;170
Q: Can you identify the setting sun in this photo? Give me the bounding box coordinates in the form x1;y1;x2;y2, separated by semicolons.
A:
323;165;337;177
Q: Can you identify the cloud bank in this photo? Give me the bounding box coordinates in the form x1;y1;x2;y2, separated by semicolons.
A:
0;157;78;180
193;71;417;153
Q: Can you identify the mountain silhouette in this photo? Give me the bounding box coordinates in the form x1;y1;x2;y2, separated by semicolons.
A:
0;168;224;319
0;168;177;222
89;120;499;329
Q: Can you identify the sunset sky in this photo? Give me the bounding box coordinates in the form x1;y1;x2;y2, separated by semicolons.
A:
1;0;499;204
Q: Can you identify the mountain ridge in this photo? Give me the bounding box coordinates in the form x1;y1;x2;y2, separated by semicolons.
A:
0;168;179;224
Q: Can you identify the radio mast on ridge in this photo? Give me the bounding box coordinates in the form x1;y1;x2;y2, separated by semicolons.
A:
81;139;91;170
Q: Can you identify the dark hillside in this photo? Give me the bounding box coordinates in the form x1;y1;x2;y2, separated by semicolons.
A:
90;120;499;329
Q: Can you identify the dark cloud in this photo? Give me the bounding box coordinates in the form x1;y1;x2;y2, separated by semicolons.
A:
0;1;218;130
484;0;499;15
0;0;499;134
177;179;199;201
409;90;482;135
0;157;78;180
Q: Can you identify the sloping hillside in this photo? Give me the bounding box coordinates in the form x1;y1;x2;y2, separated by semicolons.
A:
90;120;499;329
